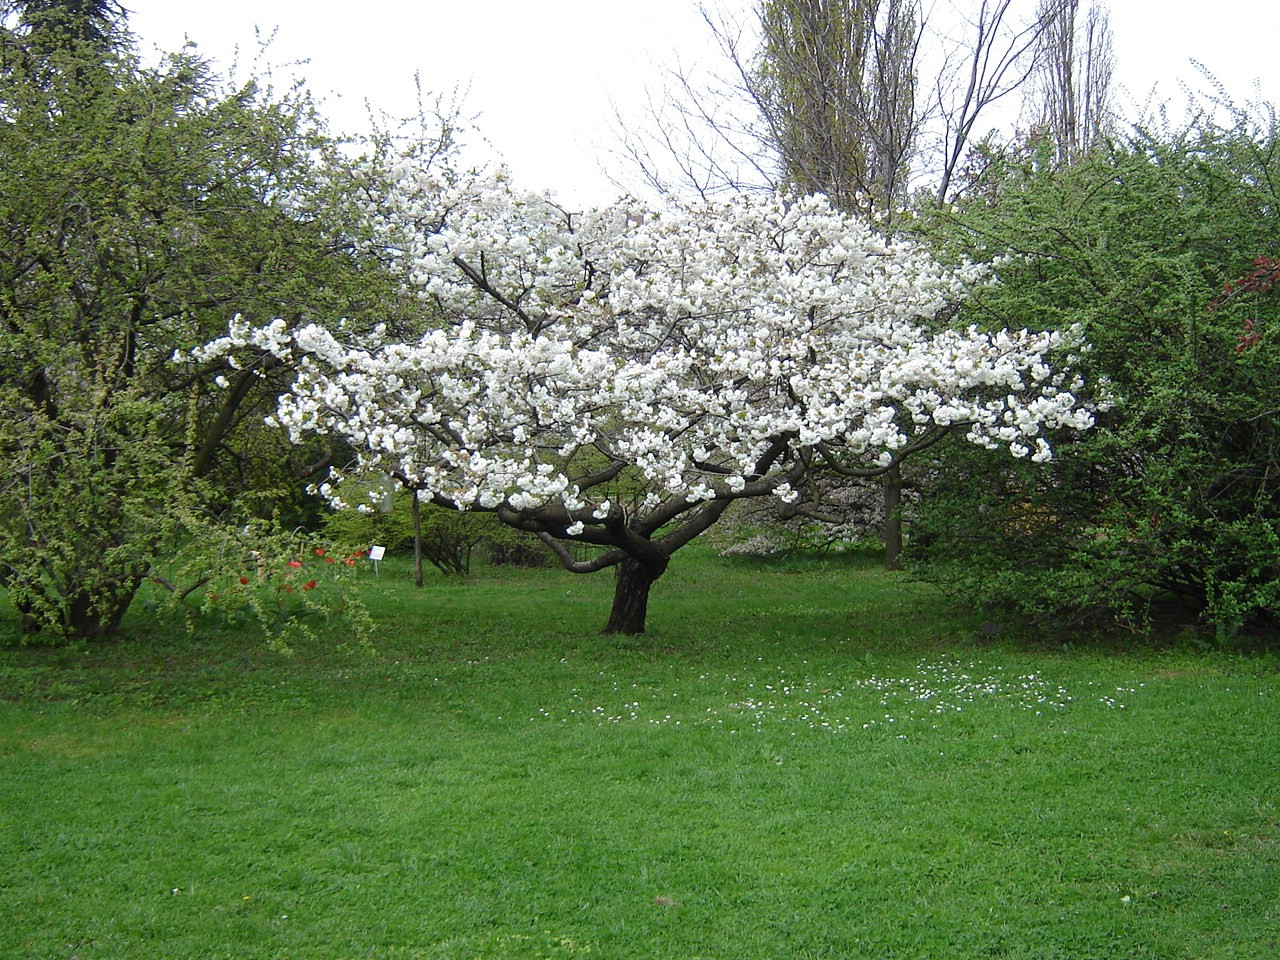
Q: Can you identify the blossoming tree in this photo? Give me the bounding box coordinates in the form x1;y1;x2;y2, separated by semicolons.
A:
197;172;1097;633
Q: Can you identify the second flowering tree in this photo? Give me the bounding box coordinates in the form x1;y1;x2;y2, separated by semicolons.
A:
199;172;1098;633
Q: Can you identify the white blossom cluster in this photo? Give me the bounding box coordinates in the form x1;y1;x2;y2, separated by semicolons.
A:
193;171;1097;532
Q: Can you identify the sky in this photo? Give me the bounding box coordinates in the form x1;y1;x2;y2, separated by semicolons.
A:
123;1;1280;208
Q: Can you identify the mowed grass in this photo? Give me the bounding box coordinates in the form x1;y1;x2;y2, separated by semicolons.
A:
1;549;1278;959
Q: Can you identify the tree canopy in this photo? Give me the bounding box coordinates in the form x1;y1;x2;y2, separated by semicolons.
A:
197;170;1098;633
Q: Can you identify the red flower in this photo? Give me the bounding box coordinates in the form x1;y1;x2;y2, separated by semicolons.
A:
344;558;356;567
324;557;334;564
239;576;250;585
283;584;295;593
302;580;318;591
287;560;303;569
314;548;326;557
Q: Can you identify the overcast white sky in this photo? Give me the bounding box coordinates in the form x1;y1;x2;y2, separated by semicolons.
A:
124;1;1280;207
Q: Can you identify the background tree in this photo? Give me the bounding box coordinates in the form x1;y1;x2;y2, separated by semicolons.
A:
929;0;1084;202
614;0;1084;568
909;109;1280;638
0;10;407;638
751;1;926;568
1024;0;1114;163
753;0;922;217
618;0;1069;208
4;0;125;50
712;0;927;568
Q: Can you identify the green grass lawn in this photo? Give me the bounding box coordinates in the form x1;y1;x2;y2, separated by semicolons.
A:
1;550;1277;959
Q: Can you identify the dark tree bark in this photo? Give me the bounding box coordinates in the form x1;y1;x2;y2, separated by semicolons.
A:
603;554;670;635
65;584;134;637
411;489;425;588
882;463;903;570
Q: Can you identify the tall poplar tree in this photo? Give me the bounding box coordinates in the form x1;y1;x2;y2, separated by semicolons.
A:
1026;0;1114;163
750;0;923;567
754;0;920;218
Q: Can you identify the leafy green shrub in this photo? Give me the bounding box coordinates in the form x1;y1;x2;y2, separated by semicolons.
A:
0;15;401;639
148;519;373;654
909;115;1280;639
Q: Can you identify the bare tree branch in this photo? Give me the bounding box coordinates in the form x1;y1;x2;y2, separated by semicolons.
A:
934;0;1064;203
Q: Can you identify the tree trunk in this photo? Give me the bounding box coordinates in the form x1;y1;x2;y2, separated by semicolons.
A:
883;464;903;571
67;587;134;638
19;577;140;639
411;489;424;588
603;555;668;635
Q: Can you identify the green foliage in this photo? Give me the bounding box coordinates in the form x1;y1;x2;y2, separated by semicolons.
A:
910;116;1280;638
147;518;374;655
320;490;550;576
0;16;402;639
